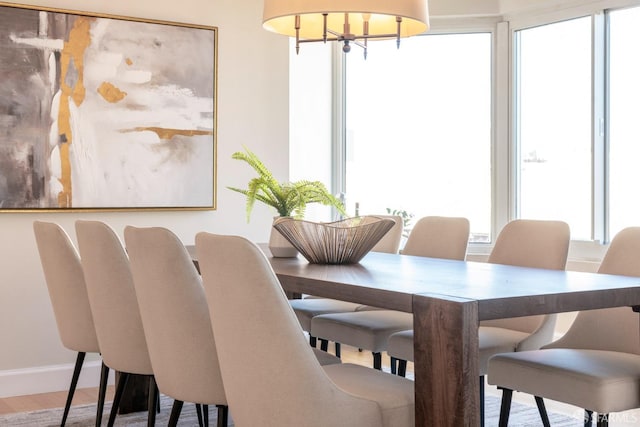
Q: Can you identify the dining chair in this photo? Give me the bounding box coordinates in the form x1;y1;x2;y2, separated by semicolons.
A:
124;226;228;427
195;232;415;427
386;218;570;425
290;214;404;351
75;220;157;427
488;226;640;427
33;221;107;427
310;216;470;370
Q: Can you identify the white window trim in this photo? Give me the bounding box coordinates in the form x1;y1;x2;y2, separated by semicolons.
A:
323;0;640;262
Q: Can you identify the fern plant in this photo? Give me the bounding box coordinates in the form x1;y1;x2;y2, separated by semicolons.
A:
228;147;347;222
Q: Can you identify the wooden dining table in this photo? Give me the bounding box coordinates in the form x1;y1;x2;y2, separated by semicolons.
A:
252;246;640;426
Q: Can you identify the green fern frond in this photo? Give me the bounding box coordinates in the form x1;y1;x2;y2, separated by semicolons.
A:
228;147;346;222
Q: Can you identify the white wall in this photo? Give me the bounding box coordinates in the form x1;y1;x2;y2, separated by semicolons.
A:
430;0;500;16
0;0;289;395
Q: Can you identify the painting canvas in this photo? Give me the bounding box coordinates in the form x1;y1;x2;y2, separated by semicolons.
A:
0;3;216;210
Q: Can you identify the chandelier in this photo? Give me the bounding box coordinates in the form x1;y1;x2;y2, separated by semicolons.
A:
262;0;429;57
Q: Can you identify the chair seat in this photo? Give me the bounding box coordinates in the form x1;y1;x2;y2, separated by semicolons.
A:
387;326;530;373
478;326;530;374
488;348;640;414
311;311;413;352
387;330;414;362
323;363;414;427
290;298;361;331
313;348;343;366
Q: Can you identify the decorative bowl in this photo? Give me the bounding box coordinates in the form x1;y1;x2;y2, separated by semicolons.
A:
272;216;395;264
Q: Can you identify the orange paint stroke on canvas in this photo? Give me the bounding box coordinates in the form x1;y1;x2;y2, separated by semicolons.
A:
98;82;127;103
57;17;93;208
122;127;214;140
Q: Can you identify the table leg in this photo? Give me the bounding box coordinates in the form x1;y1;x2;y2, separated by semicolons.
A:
413;294;480;426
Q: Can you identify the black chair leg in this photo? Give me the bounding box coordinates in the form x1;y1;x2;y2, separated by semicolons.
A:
309;335;317;347
320;339;329;352
390;357;397;375
107;372;129;427
168;400;184;427
479;376;485;427
397;359;407;377
585;410;594;427
203;404;209;427
61;351;86;427
216;405;229;427
372;352;382;370
596;413;609;427
147;376;158;427
534;396;551;427
96;362;109;427
497;388;513;427
335;342;341;358
196;403;204;427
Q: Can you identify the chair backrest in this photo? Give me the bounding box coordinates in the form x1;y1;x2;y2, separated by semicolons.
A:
370;215;403;254
195;233;383;427
545;227;640;354
33;221;99;353
75;220;152;375
487;219;570;269
402;216;470;260
124;226;226;405
482;219;570;334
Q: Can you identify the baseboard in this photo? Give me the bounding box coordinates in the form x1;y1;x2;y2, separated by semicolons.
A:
0;360;115;398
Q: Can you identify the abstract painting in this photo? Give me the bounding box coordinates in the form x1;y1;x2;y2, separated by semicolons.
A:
0;3;217;210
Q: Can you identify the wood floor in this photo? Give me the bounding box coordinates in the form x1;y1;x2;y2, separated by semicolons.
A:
0;385;115;415
0;343;412;416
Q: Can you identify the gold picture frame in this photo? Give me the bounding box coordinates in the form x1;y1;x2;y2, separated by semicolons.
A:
0;2;217;211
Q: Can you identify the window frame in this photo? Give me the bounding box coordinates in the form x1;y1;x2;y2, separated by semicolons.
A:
330;17;501;254
292;0;640;261
508;1;640;261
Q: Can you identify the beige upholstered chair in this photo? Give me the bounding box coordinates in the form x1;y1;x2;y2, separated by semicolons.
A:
33;221;106;427
124;226;229;427
195;232;415;427
75;220;157;427
290;215;404;351
310;216;470;370
387;218;570;425
488;227;640;427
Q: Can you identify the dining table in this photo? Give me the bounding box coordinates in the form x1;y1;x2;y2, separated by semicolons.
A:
189;243;640;426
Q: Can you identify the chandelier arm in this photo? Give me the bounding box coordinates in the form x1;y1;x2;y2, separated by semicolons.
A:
295;15;301;54
351;33;402;40
289;14;412;55
322;13;328;43
352;39;366;50
363;17;369;60
297;37;341;44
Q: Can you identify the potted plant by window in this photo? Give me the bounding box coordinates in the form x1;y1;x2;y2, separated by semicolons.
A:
228;147;347;257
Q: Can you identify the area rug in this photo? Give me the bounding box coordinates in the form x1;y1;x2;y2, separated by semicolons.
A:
0;393;581;426
0;395;231;426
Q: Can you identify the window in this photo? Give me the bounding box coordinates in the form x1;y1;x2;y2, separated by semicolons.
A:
514;17;593;240
290;2;640;257
513;5;640;244
608;7;640;238
343;33;492;241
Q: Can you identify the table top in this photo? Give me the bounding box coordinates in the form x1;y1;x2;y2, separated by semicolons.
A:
266;249;640;321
